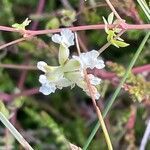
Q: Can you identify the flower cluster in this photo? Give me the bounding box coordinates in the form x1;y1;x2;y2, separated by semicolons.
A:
37;29;105;99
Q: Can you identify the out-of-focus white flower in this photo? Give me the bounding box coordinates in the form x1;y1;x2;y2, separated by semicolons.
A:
88;74;101;85
37;61;47;72
39;82;56;95
73;50;105;70
52;29;74;47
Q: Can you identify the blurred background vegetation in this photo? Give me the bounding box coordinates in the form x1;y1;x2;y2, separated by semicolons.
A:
0;0;149;149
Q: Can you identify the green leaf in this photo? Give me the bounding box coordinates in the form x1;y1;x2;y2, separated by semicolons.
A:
107;30;115;41
63;59;80;72
102;16;108;33
22;18;31;27
102;16;108;25
112;40;130;48
12;18;31;30
59;45;70;65
117;37;124;41
108;12;114;24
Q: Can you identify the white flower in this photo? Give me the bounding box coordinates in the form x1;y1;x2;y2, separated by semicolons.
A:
73;50;105;70
88;74;101;85
52;29;74;47
38;69;73;95
39;82;56;95
37;61;47;72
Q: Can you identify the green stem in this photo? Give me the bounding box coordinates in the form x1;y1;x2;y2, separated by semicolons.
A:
137;0;150;20
0;112;34;150
83;31;150;150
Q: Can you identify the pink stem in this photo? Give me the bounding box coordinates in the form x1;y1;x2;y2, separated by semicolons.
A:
89;64;150;80
31;0;45;30
132;64;150;73
13;88;39;98
0;38;25;50
17;55;30;90
0;88;39;102
0;24;150;35
105;0;122;20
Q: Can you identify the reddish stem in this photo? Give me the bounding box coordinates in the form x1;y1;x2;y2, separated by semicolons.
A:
0;64;37;70
0;88;39;102
89;64;150;80
0;38;25;50
31;0;45;30
0;24;150;35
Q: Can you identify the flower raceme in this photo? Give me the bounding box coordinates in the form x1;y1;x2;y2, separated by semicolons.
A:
37;29;105;99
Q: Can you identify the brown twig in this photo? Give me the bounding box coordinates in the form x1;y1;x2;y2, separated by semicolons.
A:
0;64;37;70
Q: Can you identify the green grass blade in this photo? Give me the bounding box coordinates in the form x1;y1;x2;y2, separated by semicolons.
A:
83;31;150;150
137;0;150;20
139;0;150;15
0;112;34;150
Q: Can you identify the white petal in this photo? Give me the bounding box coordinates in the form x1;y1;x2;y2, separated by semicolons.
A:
73;50;105;70
37;61;47;72
95;59;105;69
88;74;101;85
39;83;56;95
89;50;99;58
61;29;74;47
51;34;61;44
39;75;47;84
61;29;71;37
68;33;75;46
95;92;100;100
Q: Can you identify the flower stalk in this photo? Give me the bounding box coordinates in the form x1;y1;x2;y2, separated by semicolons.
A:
75;32;113;150
84;71;113;150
